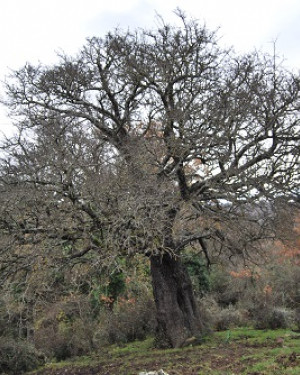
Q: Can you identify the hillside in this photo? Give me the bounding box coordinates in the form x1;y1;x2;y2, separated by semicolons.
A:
29;329;300;375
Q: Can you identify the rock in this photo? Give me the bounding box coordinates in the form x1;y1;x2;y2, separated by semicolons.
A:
276;337;284;347
181;335;203;347
139;370;169;375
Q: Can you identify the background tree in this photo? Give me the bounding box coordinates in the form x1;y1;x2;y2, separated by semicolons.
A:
1;12;300;347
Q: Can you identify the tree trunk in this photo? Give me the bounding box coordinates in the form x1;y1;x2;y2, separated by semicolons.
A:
150;253;204;348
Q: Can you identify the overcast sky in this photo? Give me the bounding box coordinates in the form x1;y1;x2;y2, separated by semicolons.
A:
1;0;300;137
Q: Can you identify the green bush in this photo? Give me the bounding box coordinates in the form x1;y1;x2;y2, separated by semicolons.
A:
0;338;44;374
183;253;210;296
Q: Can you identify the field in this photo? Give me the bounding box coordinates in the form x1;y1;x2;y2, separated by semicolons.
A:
29;328;300;375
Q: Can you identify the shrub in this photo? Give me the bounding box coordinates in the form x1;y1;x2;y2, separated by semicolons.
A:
198;295;220;331
295;308;300;331
209;266;242;307
198;295;248;332
0;338;44;374
34;319;95;361
183;253;210;296
214;305;244;331
253;306;294;330
94;296;156;345
34;297;95;360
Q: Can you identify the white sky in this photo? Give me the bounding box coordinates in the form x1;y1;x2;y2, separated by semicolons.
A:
1;0;300;137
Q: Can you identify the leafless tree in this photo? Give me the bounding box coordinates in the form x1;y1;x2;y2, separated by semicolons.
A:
1;12;299;347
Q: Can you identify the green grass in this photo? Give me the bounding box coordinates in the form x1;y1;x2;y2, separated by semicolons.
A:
110;336;154;354
29;328;300;375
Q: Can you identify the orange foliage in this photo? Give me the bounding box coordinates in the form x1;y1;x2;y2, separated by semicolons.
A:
294;215;300;234
273;212;300;265
230;269;251;278
229;269;260;279
274;240;300;265
263;285;273;296
118;296;136;306
100;294;114;305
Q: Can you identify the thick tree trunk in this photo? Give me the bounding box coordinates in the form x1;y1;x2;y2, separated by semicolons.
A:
150;253;204;348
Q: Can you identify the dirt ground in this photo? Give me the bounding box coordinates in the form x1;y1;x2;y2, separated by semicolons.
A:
30;337;300;375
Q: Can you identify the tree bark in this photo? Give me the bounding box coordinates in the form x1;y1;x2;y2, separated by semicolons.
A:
150;253;204;348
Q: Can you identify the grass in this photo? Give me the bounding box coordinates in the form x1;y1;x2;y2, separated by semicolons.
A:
29;328;300;374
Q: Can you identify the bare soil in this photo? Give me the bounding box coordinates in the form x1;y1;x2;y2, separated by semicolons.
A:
30;331;300;375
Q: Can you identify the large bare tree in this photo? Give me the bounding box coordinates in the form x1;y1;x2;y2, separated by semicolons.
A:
1;13;300;347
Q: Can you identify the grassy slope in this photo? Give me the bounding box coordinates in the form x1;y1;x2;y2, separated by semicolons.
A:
30;328;300;375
